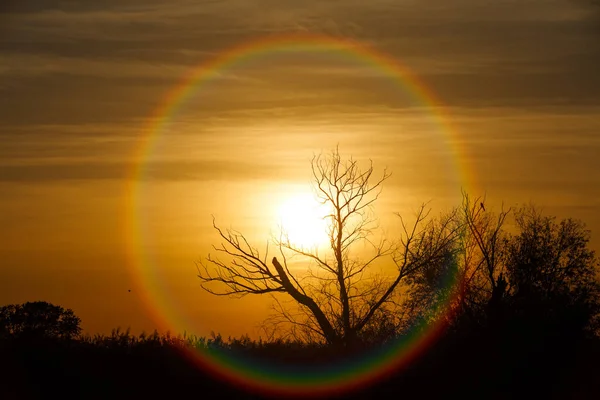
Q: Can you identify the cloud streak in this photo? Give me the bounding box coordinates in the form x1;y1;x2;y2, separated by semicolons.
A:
1;0;599;184
0;159;280;183
1;0;597;105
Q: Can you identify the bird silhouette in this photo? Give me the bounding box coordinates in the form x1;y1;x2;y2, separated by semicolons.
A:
480;202;485;211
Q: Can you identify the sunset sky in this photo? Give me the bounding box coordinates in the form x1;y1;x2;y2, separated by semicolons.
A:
1;0;599;339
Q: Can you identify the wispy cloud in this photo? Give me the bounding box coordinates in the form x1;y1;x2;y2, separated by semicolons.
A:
1;0;599;180
0;159;282;183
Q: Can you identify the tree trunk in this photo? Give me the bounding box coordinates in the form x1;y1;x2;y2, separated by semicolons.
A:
272;257;339;344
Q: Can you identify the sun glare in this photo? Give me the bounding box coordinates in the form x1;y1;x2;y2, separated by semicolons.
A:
276;192;331;249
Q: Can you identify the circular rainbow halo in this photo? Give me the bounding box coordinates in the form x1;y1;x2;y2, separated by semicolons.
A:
127;33;469;398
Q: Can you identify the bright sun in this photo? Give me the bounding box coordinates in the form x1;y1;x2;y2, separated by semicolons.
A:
276;192;331;249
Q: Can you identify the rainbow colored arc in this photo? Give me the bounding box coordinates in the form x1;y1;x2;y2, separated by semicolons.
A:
125;33;475;398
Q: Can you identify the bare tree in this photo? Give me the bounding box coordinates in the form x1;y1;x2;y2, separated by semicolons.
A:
197;148;461;345
458;191;511;318
377;190;513;330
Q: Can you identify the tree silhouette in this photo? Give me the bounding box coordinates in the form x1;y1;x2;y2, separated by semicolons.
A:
0;301;82;340
457;191;511;326
416;195;600;338
395;191;510;332
503;205;600;336
403;190;600;339
197;148;461;345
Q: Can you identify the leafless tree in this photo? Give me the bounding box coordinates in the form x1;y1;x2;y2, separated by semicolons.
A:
383;190;512;330
197;148;462;345
451;190;511;323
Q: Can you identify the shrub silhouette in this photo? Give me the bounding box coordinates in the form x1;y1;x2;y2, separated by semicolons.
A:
504;205;600;334
0;301;82;340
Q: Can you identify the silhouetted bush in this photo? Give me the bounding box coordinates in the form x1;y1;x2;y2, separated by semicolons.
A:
0;301;81;340
1;324;600;399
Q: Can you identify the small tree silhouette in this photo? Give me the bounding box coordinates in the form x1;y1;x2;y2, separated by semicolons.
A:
419;197;600;336
504;205;600;335
457;191;511;325
197;148;461;345
0;301;82;340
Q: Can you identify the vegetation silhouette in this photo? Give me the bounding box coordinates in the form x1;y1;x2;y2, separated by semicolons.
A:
197;147;460;346
197;149;600;349
2;150;600;398
0;301;81;340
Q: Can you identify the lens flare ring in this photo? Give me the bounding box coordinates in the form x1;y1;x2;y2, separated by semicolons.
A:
125;33;476;398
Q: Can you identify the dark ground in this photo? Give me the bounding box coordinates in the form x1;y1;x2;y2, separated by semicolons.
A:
2;324;599;400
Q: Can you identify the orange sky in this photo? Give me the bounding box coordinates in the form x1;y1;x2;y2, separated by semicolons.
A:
1;0;599;339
